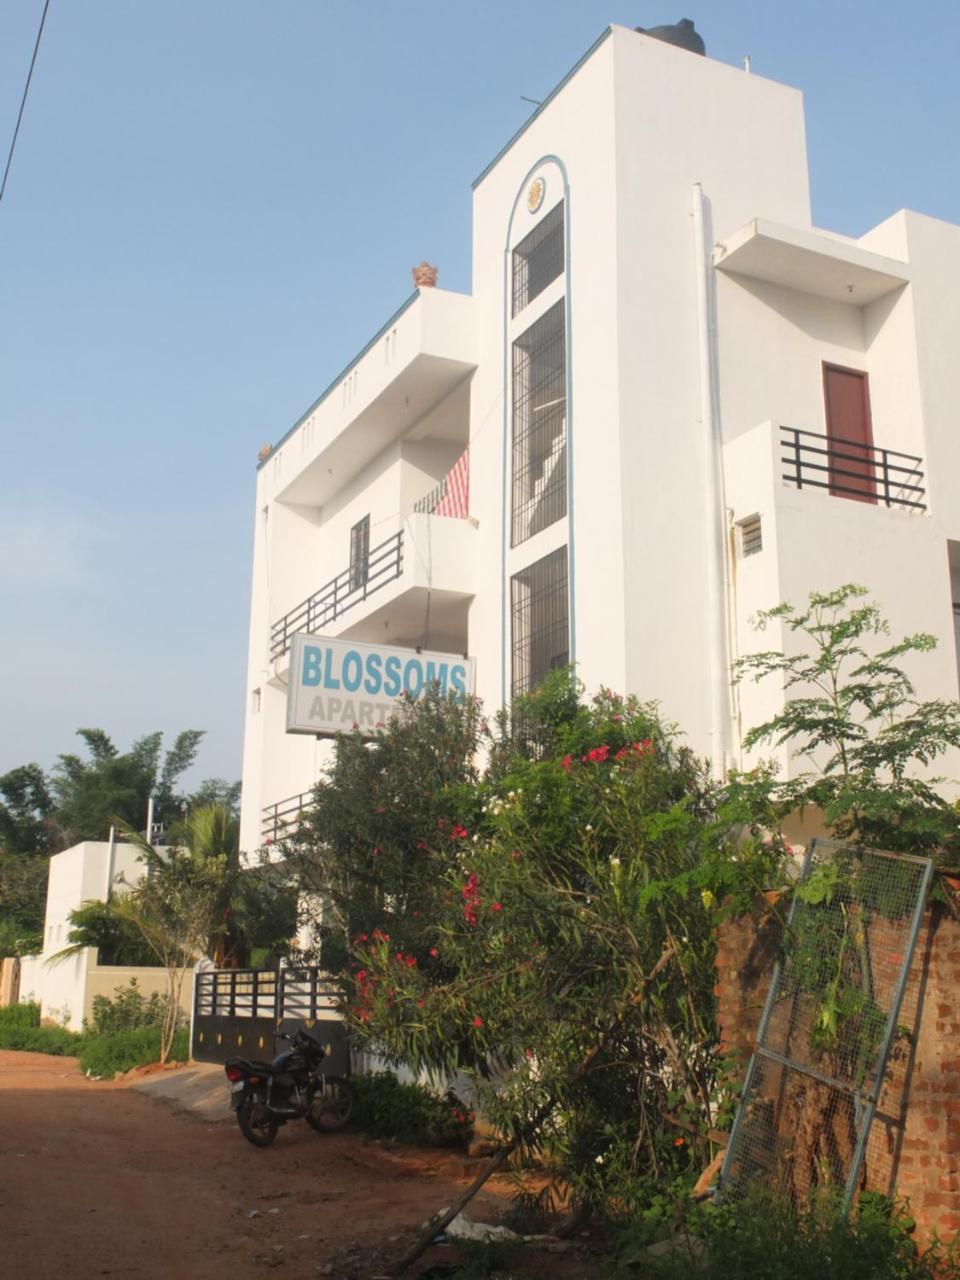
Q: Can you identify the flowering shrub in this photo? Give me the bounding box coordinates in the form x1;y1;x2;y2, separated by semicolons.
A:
345;671;777;1217
349;1070;474;1147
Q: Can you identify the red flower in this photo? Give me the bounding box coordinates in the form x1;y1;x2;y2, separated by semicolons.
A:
512;849;522;861
490;902;503;912
472;1016;484;1028
405;955;417;968
416;999;425;1008
561;755;573;773
450;823;469;840
674;1137;686;1148
429;947;439;958
584;745;610;764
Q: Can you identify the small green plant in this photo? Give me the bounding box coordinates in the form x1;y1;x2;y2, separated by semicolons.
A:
86;979;166;1035
350;1071;474;1146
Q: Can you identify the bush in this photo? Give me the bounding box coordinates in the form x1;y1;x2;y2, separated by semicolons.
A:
0;1017;81;1056
351;1071;474;1147
77;1026;189;1078
635;1189;960;1280
0;1001;40;1030
86;979;166;1034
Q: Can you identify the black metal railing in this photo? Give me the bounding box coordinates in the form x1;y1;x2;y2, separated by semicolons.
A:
261;791;313;844
270;529;403;660
780;427;926;511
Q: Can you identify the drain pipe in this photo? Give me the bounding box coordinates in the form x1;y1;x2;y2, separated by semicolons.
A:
692;183;734;777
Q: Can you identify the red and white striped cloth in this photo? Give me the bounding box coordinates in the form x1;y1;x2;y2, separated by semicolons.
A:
434;448;469;518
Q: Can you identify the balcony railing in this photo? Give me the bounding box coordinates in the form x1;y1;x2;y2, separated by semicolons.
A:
262;790;314;845
780;427;926;511
270;529;403;660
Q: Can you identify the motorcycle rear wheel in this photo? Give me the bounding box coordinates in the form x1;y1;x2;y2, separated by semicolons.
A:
306;1077;355;1133
237;1095;279;1147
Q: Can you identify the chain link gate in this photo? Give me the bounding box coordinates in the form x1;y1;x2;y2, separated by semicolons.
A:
719;839;932;1211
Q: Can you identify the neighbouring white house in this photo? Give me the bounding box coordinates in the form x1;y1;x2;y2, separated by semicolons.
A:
17;841;191;1032
238;19;960;856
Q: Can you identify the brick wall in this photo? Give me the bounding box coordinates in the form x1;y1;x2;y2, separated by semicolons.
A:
716;893;960;1244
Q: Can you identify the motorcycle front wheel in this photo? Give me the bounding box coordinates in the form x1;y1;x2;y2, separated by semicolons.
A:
306;1077;356;1133
237;1094;279;1147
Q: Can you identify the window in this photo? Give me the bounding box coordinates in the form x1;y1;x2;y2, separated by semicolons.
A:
511;546;569;699
512;201;564;316
511;300;566;546
349;516;370;592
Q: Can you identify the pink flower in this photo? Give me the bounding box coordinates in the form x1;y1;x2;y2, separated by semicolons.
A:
450;823;469;840
490;902;503;913
473;1016;484;1028
429;947;439;958
561;755;573;773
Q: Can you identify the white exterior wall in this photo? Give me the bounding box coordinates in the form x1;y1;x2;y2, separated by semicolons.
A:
21;841;151;1031
239;24;960;854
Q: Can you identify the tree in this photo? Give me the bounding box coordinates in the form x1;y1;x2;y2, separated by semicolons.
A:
50;728;205;845
0;764;54;855
732;584;960;861
0;852;48;955
286;687;485;973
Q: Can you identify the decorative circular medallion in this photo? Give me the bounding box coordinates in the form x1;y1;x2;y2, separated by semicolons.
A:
527;176;546;214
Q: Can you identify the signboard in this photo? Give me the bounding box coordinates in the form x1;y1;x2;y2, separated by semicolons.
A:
286;634;476;737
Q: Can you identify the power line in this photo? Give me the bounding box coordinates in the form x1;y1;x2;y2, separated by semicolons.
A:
0;0;52;206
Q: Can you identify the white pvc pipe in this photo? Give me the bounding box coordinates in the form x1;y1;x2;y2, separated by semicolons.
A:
692;183;734;777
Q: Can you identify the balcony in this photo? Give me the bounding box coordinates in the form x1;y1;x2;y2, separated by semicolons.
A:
262;791;314;845
780;427;925;511
269;511;477;664
271;530;404;661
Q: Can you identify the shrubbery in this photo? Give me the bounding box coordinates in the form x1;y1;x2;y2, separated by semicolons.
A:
0;984;187;1075
0;1001;81;1056
634;1189;960;1280
77;1026;189;1077
351;1071;473;1147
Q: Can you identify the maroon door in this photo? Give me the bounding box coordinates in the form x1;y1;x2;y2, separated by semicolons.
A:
822;363;876;503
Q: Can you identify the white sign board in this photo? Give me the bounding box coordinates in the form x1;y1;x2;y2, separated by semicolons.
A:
286;634;476;737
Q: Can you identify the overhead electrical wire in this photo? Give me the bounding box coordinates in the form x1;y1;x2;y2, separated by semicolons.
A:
0;0;52;206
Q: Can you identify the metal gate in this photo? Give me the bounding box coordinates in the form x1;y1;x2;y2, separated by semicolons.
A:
192;966;349;1074
719;839;932;1211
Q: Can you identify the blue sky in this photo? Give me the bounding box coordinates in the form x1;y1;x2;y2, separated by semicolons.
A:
2;1;959;792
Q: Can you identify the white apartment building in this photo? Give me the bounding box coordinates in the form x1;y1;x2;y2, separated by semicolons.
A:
239;21;960;855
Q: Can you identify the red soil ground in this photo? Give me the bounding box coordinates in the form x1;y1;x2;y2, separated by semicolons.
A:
0;1051;594;1280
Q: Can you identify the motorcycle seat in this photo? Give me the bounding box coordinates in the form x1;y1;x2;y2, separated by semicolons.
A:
226;1057;276;1075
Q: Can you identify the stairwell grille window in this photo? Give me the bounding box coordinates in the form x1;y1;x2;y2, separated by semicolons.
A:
512;201;564;317
739;514;763;557
349;516;370;593
512;300;567;547
511;546;569;699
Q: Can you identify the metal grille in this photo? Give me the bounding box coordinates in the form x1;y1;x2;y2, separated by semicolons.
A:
192;965;348;1070
512;200;565;316
739;514;763;557
780;427;926;511
512;300;567;546
720;840;932;1212
349;515;370;592
511;546;569;699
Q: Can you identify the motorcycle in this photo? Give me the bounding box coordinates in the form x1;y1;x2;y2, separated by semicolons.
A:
224;1027;355;1147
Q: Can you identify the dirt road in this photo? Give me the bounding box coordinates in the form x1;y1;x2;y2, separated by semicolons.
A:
0;1051;519;1280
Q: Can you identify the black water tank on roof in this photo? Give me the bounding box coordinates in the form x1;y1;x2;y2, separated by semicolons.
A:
635;17;706;55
